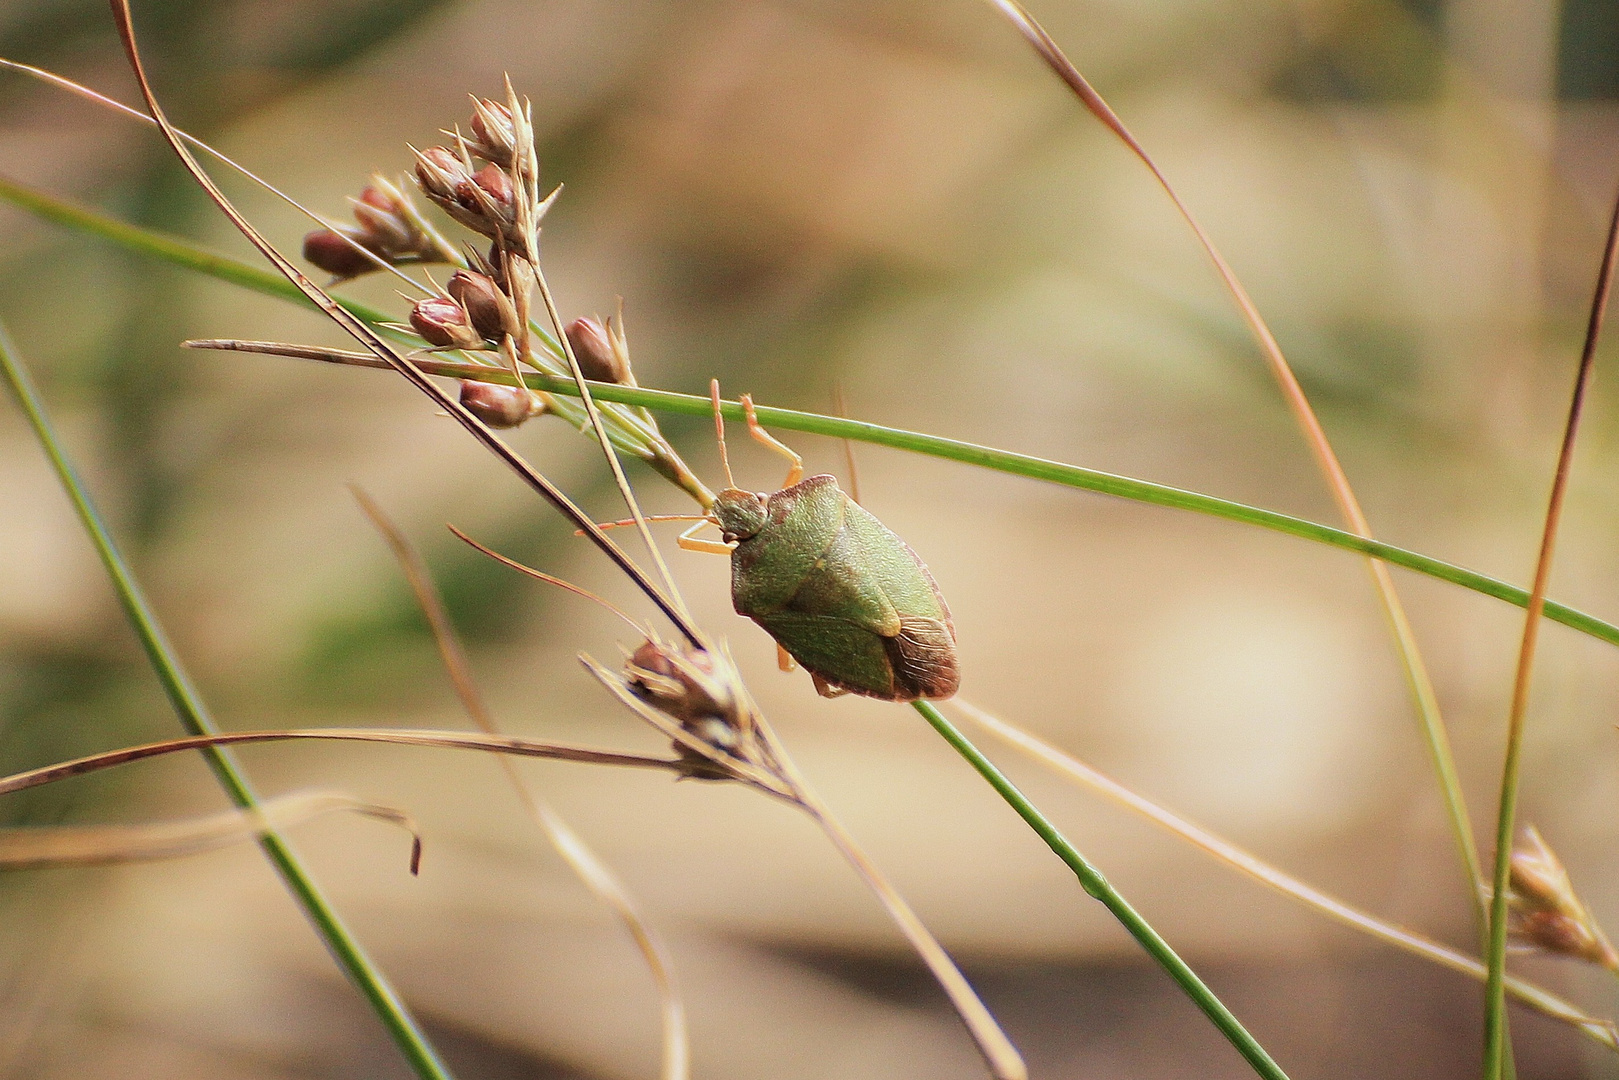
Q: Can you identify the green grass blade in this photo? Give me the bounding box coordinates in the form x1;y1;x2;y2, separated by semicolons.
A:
913;701;1289;1080
0;322;456;1080
11;177;1619;651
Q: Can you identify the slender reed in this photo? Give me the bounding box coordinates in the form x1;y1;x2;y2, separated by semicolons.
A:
1482;182;1619;1079
984;0;1479;924
949;699;1617;1050
173;337;1619;650
913;701;1289;1080
354;489;690;1080
3;178;1617;643
0;323;457;1080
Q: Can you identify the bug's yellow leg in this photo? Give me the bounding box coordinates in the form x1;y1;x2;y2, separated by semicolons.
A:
676;518;732;556
776;644;797;672
741;394;803;489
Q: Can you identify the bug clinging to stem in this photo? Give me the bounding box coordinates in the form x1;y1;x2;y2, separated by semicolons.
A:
669;382;959;703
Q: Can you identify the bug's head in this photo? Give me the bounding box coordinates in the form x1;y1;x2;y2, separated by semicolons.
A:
713;488;768;542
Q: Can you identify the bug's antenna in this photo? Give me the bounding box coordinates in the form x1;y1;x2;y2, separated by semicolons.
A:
711;379;736;489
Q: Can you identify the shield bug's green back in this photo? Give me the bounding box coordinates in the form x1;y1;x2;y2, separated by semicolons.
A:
697;393;957;702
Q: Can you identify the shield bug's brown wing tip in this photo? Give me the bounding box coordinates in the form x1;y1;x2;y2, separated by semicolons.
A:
886;616;960;700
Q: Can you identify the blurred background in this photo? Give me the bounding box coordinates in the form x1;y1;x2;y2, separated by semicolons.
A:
2;0;1619;1075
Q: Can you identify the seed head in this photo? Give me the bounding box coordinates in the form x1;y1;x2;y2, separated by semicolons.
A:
458;380;540;428
627;640;736;725
623;639;757;780
1505;826;1618;969
409;295;482;350
565;316;630;384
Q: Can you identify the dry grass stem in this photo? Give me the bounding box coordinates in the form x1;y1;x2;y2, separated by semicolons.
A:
0;789;421;873
0;728;684;800
354;488;690;1080
950;699;1619;1050
985;0;1478;914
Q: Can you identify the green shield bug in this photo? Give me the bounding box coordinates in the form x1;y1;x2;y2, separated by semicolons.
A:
672;383;958;702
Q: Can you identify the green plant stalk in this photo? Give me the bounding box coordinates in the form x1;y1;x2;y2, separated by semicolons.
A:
913;701;1287;1080
188;344;1619;652
14;179;1619;649
0;325;455;1080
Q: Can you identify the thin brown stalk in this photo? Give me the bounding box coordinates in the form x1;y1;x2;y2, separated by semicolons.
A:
446;526;648;634
800;795;1027;1079
984;0;1480;918
831;384;862;505
353;488;689;1080
0;789;420;873
531;258;689;615
0;728;681;799
108;0;701;649
0;59;449;293
1483;183;1619;1078
949;699;1618;1051
741;719;1026;1080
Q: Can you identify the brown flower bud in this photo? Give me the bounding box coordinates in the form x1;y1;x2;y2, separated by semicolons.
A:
447;270;519;344
350;183;415;254
302;227;382;279
409;296;482;350
487;246;534;300
413;146;471;207
467;98;517;168
458;380;539;428
453;163;517;241
1505;826;1619;969
565;316;629;383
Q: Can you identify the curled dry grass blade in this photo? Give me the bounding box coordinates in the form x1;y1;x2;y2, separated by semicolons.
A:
912;701;1289;1080
0;789;421;873
984;0;1479;924
353;488;690;1080
948;699;1619;1051
0;318;456;1080
2;181;1616;644
1483;183;1619;1079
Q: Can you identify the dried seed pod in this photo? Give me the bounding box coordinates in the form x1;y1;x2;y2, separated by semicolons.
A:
458;380;540;428
467;98;516;168
625;639;750;780
409;296;482;350
1506;826;1619;969
448;270;519;344
565;316;630;383
302;227;382;279
626;639;736;726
